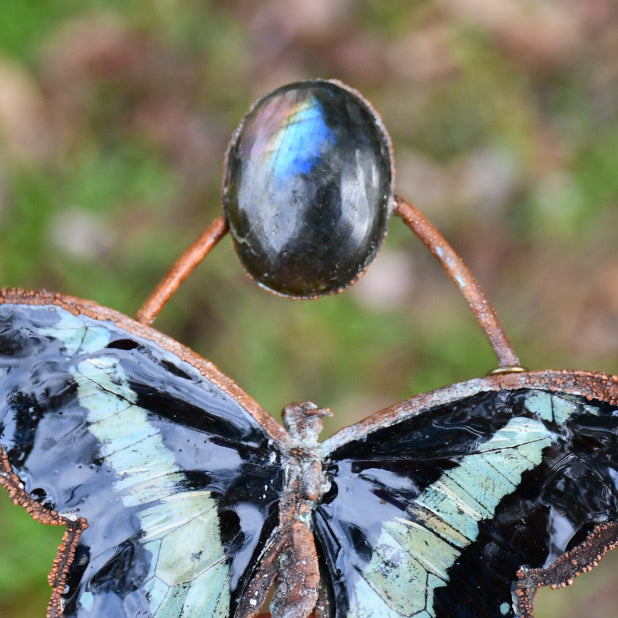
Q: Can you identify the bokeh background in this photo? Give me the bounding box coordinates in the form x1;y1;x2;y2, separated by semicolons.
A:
0;1;617;617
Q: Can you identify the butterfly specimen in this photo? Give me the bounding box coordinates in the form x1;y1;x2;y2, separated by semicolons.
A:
1;80;617;618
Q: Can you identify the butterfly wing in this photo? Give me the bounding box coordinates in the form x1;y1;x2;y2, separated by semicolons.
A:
0;290;290;617
316;372;618;618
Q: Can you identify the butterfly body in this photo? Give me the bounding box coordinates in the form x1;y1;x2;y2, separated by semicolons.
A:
2;288;618;618
237;403;333;618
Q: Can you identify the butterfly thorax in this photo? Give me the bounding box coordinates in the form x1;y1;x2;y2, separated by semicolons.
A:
282;401;332;504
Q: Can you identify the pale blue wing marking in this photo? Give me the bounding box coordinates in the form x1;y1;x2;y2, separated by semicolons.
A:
71;353;231;616
524;391;579;425
346;576;433;618
40;312;111;355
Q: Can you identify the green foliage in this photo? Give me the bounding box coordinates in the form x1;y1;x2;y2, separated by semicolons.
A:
0;495;63;616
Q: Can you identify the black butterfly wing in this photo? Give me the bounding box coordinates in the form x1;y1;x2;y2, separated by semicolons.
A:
0;290;290;617
315;372;618;618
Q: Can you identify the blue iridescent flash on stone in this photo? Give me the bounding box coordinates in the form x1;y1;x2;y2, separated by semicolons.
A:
223;80;394;298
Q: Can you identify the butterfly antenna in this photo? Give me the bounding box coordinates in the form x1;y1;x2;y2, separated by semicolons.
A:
137;215;228;325
394;195;523;370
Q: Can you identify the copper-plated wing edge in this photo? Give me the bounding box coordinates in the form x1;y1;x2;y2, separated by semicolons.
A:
322;370;618;455
0;287;292;448
515;521;618;617
0;451;87;618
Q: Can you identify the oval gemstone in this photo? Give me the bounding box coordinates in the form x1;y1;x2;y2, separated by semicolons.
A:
223;80;394;298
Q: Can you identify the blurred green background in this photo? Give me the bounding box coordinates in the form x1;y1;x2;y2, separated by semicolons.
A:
0;1;616;617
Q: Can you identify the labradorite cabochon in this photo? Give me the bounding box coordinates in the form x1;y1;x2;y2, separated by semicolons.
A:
223;80;394;298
